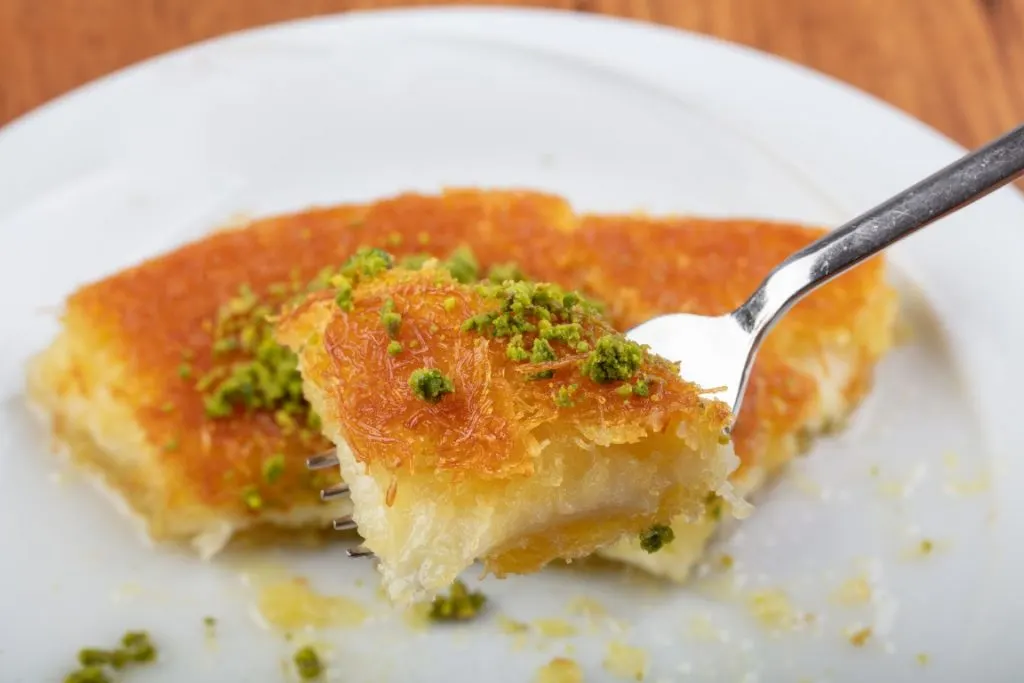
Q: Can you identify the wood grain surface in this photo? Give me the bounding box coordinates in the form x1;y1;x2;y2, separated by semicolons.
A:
0;0;1021;148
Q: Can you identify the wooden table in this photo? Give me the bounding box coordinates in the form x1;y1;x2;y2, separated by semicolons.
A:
1;0;1021;148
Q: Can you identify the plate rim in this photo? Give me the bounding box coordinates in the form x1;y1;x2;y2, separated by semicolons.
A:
1;6;1022;676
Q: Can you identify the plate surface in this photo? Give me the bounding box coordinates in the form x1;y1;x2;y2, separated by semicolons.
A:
1;8;1022;682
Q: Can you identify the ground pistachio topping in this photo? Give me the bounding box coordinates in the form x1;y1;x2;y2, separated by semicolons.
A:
387;340;404;356
64;667;110;683
553;383;579;408
461;280;595;340
639;524;675;553
196;282;309;424
580;335;645;383
399;253;432;270
380;297;402;338
65;631;156;683
444;246;480;284
429;580;487;622
341;246;395;279
409;368;455;403
293;645;324;680
458;278;632;393
262;453;285;484
487;261;525;283
195;247;398;429
615;376;652;398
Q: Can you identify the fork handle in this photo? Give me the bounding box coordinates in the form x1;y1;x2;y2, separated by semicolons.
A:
734;122;1024;342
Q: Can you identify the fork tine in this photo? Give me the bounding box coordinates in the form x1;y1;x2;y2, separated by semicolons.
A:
306;451;339;470
306;449;363;552
320;482;351;501
332;515;358;531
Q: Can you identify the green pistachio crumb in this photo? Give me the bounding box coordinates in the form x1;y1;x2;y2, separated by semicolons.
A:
78;649;115;667
262;454;285;484
334;278;354;311
487;262;525;283
398;253;431;270
293;645;323;680
409;368;455;403
178;363;192;379
242;487;263;511
200;285;309;421
274;409;296;431
615;384;633;398
387;340;403;356
380;298;402;338
633;377;650;397
575;341;590;353
529;337;557;364
162;437;179;452
64;666;111;683
553;384;579;408
540;322;583;346
443;296;457;312
429;580;487;622
528;370;556;381
159;402;175;413
417;231;430;245
444;246;480;284
120;632;155;663
580;335;644;383
506;335;530;362
461;312;494;333
341;247;394;279
386;232;403;247
69;630;156;681
212;337;239;355
639;524;675;553
203;616;216;628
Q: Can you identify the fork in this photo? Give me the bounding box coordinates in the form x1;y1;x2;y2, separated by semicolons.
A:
309;122;1024;555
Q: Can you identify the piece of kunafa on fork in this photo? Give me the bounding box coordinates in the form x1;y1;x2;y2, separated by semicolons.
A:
276;250;742;602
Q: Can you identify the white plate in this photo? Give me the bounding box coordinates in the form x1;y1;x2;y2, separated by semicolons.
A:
1;7;1022;682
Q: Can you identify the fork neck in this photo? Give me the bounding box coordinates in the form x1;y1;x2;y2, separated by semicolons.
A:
735;122;1024;347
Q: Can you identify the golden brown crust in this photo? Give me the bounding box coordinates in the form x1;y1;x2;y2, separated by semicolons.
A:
44;190;576;523
30;188;893;543
277;267;730;481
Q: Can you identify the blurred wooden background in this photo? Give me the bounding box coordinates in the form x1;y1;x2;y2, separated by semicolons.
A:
0;0;1021;148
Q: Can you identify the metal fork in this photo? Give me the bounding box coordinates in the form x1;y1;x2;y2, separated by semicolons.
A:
308;123;1024;554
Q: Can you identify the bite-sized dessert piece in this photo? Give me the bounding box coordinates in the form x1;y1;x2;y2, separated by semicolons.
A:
26;189;574;556
276;255;740;602
563;216;898;580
